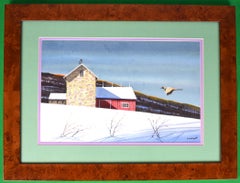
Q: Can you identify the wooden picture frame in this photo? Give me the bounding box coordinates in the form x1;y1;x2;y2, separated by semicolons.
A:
4;4;236;180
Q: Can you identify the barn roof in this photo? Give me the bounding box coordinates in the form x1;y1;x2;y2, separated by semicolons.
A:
49;93;66;100
48;87;137;100
64;64;97;81
96;87;137;100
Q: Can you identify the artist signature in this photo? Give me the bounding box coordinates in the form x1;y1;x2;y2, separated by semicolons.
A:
187;137;198;140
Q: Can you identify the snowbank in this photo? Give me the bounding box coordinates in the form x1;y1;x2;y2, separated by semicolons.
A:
39;103;202;144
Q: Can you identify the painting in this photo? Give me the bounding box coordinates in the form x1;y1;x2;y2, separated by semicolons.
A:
39;37;203;145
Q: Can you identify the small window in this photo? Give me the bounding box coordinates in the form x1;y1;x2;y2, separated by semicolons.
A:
122;102;129;108
80;70;84;77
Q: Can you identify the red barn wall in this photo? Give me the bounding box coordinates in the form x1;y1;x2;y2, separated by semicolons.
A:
96;99;136;111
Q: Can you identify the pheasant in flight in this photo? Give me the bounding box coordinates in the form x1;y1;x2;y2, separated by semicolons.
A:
161;86;182;95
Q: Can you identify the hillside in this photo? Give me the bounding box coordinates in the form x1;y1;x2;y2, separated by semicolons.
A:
41;72;200;119
40;103;201;144
41;73;66;102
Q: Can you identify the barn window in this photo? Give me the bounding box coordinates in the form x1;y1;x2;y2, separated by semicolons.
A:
80;69;84;77
122;102;129;108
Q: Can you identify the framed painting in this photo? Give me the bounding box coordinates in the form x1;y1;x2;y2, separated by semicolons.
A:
4;4;236;180
38;37;203;146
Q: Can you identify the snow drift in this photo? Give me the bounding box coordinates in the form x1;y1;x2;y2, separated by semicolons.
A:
39;103;202;145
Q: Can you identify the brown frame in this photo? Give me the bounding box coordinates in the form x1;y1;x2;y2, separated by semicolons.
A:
4;4;236;180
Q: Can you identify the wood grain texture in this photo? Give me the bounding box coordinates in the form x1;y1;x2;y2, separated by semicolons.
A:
4;4;236;180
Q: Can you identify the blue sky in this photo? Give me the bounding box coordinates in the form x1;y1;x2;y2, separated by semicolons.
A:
41;38;203;106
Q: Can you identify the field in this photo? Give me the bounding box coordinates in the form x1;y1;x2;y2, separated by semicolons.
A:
39;103;202;145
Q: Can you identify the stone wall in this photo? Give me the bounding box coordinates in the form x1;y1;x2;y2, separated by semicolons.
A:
66;68;96;107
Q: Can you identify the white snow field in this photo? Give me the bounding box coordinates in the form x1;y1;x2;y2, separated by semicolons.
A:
39;103;202;144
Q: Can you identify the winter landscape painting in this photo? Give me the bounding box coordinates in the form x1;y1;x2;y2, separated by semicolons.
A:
39;37;203;145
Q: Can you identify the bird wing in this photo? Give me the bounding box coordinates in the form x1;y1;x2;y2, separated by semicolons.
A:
165;87;174;94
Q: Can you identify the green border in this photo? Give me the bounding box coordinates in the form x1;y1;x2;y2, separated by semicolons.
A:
21;21;219;163
1;0;239;182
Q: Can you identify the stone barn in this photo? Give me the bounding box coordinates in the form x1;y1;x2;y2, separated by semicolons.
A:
49;63;137;111
63;64;97;107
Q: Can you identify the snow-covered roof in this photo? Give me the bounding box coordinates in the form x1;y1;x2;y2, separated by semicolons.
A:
96;87;137;100
49;93;66;100
48;87;137;100
64;64;98;81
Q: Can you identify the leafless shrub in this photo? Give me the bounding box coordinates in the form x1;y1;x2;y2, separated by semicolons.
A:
60;122;84;137
107;114;124;137
148;116;168;141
